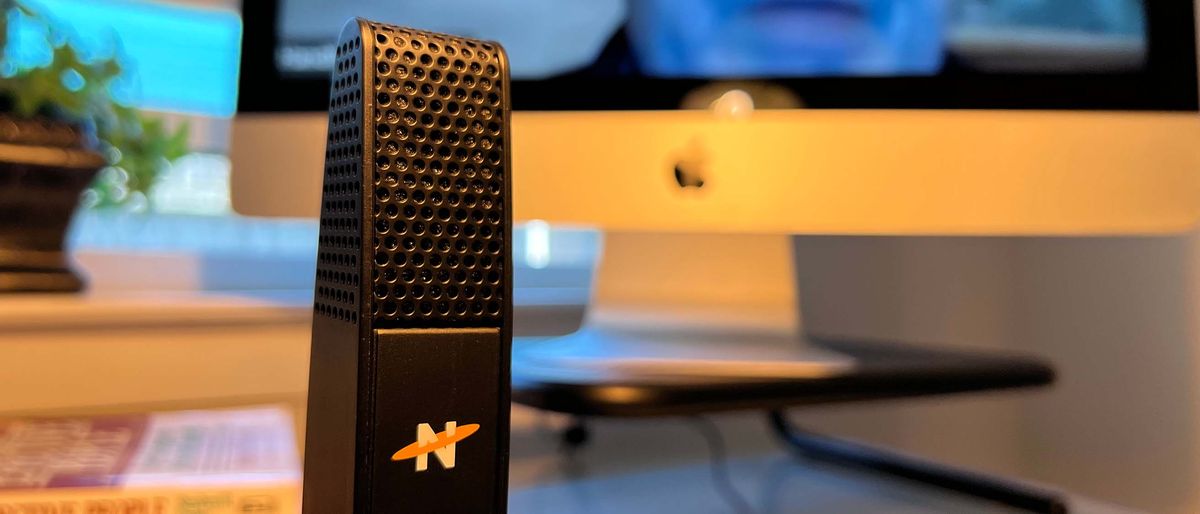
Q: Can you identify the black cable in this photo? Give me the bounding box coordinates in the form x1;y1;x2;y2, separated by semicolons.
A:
688;417;756;514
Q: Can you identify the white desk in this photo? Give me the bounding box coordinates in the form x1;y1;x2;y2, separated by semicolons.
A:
0;291;313;422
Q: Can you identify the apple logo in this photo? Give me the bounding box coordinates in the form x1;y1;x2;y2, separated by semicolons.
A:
673;137;707;190
674;164;705;189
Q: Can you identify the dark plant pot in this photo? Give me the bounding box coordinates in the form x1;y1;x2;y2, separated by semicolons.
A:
0;116;106;293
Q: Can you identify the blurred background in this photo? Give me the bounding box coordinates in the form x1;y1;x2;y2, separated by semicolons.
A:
2;1;1199;513
2;0;1156;277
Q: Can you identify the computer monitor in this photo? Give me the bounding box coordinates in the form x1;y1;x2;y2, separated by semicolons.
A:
233;1;1200;358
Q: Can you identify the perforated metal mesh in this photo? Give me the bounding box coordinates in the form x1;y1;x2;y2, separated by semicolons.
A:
315;35;364;324
365;22;507;326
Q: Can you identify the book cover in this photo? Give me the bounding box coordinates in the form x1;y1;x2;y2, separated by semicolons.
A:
0;406;300;513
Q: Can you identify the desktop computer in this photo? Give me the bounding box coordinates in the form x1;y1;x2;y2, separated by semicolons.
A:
233;2;1200;512
234;0;1200;381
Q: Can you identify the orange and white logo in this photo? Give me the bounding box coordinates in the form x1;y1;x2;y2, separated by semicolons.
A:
391;421;479;472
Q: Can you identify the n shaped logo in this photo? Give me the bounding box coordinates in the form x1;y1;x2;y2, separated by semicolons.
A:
391;422;480;472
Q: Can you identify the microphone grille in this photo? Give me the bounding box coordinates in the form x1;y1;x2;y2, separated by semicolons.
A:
314;35;366;325
365;23;508;326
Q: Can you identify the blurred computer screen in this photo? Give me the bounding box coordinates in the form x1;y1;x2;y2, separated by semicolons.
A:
274;0;1148;79
245;0;1187;112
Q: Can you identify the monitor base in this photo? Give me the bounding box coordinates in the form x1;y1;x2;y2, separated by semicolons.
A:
516;322;855;383
515;231;848;382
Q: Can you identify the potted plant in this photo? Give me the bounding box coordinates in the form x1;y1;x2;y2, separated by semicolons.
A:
0;0;188;292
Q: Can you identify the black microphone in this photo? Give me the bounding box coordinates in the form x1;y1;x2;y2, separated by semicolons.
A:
304;18;512;514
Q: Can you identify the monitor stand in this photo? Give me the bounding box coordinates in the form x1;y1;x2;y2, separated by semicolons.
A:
511;231;1065;513
516;231;856;381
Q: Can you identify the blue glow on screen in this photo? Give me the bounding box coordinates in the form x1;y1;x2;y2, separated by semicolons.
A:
277;0;1147;79
9;0;241;117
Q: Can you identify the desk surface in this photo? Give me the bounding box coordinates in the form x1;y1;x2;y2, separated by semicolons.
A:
509;452;1132;514
513;335;1055;417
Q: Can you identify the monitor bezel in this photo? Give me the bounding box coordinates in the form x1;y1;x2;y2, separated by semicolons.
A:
238;1;1199;112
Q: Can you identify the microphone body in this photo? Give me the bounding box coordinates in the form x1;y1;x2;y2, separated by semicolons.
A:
304;18;512;514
